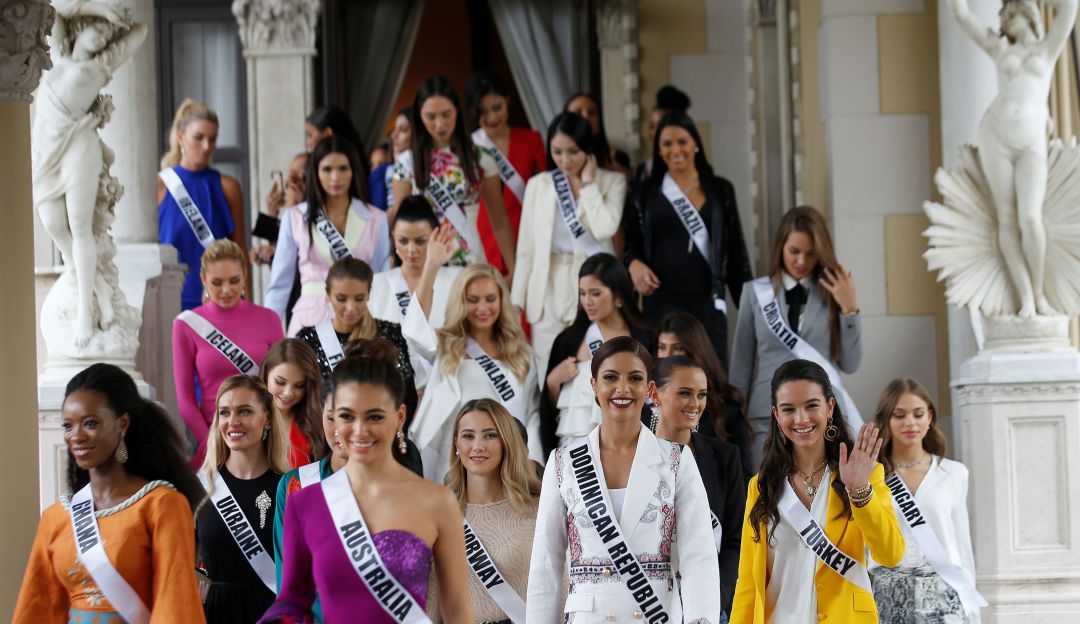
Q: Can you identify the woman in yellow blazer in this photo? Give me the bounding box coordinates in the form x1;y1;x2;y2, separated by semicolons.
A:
731;359;904;624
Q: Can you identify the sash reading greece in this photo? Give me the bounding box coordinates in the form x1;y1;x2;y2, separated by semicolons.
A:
197;472;277;593
551;169;603;257
398;151;483;260
660;174;725;313
68;484;151;624
462;519;527;623
160;168;215;250
176;310;257;374
778;480;872;593
465;338;525;424
471;129;526;203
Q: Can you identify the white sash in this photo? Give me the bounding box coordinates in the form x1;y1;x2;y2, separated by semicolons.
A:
298;461;322;488
885;472;987;616
751;277;863;426
398;151;482;260
312;211;352;261
68;484;151;624
471;128;526;203
387;269;412;319
321;470;431;624
565;439;671;623
197;471;277;594
551;170;604;257
778;481;872;593
465;338;525;424
462;518;527;623
585;322;604;356
661;174;726;312
314;320;345;371
710;510;723;554
177;310;258;374
160;167;215;250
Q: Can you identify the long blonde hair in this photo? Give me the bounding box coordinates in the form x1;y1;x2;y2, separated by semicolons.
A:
438;264;531;379
445;398;540;515
161;99;219;169
200;376;291;502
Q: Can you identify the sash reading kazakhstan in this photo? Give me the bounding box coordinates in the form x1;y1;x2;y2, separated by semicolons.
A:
778;481;872;593
551;169;603;257
471;128;526;203
198;471;277;593
465;338;525;424
160;167;215;250
463;518;527;623
176;310;257;374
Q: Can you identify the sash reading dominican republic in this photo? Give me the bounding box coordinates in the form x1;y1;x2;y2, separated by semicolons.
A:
313;320;345;371
471;128;526;203
398;151;482;259
298;461;322;488
387;269;412;319
566;439;671;623
885;472;987;616
778;481;872;593
661;174;726;313
585;322;604;355
312;212;352;261
68;484;151;624
750;276;863;426
160;167;215;250
465;338;525;424
321;470;431;624
463;518;527;623
550;169;604;257
197;471;277;593
176;310;257;374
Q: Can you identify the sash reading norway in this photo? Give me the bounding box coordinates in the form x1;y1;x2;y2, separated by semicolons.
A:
197;471;277;593
160;167;215;250
551;169;603;257
176;310;257;374
463;519;527;623
68;484;151;624
778;481;872;593
398;151;483;259
472;128;526;203
323;469;431;624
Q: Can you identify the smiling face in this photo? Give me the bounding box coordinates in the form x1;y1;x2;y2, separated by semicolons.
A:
658;125;696;174
550;132;587;176
391;114;412;156
420;95;457;147
267;363;307;415
465;277;501;332
782;230;818;280
321;398;348;461
579;274;617;323
392;219;433;270
478;94;510;134
327;277;370;331
62;390;128;471
454;409;504;478
317;152;352;200
178;119;219;169
655;366;708;434
591;352;655;421
333;382;405;465
773;379;834;451
889;392;932;453
566;96;601;134
201;259;244;308
656;332;687;359
216;387;270;454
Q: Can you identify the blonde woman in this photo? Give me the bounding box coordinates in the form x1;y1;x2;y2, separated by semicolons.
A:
173;240;284;468
404;263;543;480
197;375;290;623
158;99;247;310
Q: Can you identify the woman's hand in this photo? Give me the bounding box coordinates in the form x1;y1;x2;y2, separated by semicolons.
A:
249;244;276;265
425;223;457;269
547;357;579;389
581;154;598;185
265;182;284;217
629;259;660;296
839;423;882;492
820;264;858;315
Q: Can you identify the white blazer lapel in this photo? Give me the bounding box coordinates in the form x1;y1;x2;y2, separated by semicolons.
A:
619;425;663;539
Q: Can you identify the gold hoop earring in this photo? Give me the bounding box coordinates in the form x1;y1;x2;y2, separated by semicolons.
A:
824;419;840;442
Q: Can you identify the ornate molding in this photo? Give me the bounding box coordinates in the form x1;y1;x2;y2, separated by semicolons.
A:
0;0;54;101
595;0;639;153
954;383;1080;402
231;0;320;55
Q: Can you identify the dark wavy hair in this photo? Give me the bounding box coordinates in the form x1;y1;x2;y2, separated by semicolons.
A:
393;195;440;230
563;92;613;169
591;335;654;380
64;364;204;511
748;359;855;543
544;112;594;171
872;378;948;475
335;337;407;409
568;253;646;333
306;134;369;227
308;105;366;159
647;110;715;187
411;75;481;192
655;85;691;112
465;69;511;131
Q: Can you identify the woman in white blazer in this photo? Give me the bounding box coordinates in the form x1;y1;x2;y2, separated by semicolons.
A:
511;112;626;372
527;336;722;623
868;378;983;623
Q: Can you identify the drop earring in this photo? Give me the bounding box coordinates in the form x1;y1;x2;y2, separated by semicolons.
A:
114;434;129;464
396;429;407;454
824;418;839;442
262;425;270;441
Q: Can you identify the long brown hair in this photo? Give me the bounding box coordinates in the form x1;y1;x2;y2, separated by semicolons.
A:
767;206;844;359
872;378;948;475
259;339;329;462
325;257;378;343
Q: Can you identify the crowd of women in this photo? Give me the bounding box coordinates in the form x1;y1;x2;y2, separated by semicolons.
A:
15;74;984;624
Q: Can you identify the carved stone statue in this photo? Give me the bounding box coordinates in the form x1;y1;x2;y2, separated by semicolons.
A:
32;0;145;366
925;0;1080;324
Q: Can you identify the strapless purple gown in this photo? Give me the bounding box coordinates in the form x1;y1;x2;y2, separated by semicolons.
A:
259;483;432;623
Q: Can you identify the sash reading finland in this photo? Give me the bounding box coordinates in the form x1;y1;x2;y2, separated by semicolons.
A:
312;211;352;261
885;471;987;616
551;169;603;257
778;480;872;593
462;518;527;623
68;484;151;624
750;276;863;426
660;173;725;313
160;167;215;250
465;338;525;424
313;320;346;371
472;128;526;203
176;310;257;374
322;469;431;624
387;269;412;319
197;471;277;593
398;151;483;260
567;438;671;623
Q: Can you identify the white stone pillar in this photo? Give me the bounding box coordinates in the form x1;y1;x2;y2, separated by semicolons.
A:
597;0;640;158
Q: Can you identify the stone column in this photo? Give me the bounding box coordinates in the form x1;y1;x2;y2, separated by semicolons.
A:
232;0;319;302
0;0;51;614
597;0;640;159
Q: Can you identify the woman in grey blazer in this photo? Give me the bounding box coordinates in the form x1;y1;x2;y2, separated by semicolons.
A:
729;206;862;469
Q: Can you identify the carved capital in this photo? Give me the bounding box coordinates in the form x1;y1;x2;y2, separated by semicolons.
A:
232;0;320;54
0;0;54;101
596;0;634;48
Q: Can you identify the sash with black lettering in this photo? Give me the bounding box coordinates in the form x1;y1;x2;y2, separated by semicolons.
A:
177;310;257;374
387;269;412;319
885;472;987;616
321;470;431;624
398;151;483;260
313;320;345;371
750;276;862;425
160;167;215;250
465;338;525;424
585;322;604;356
298;461;322;488
710;511;723;554
471;128;526;203
550;169;604;257
778;481;872;593
68;484;151;624
312;211;352;261
462;518;526;623
565;438;671;623
660;174;726;313
197;471;277;593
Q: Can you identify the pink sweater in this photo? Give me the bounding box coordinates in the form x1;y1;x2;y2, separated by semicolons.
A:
172;299;284;466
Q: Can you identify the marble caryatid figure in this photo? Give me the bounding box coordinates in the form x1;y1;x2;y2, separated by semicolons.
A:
32;0;146;346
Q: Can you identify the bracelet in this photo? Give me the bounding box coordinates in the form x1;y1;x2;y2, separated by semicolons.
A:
851;489;873;508
846;483;872;499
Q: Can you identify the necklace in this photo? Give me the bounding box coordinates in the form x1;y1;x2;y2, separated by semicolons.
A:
794;457;828;497
895;454;930;469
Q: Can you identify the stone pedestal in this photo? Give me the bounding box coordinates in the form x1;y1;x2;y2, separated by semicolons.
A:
954;349;1080;622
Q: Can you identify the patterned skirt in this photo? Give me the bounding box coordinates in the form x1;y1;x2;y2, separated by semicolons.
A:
871;566;969;624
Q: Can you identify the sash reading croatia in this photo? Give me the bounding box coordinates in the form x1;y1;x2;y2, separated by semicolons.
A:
176;310;257;374
463;518;527;623
197;471;277;593
160;168;215;250
471;128;526;203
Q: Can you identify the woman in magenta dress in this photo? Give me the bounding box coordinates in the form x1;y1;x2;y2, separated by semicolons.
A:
172;239;284;467
261;341;474;623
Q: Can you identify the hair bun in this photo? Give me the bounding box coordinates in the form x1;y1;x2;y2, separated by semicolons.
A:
656;85;690;111
342;337;399;367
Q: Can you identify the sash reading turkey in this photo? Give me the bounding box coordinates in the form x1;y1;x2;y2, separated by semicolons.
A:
465;338;525;424
197;471;277;593
778;481;872;593
463;518;527;623
387;269;412;319
551;169;603;256
176;310;257;374
567;439;671;623
160;167;215;250
472;128;526;203
68;484;151;624
298;461;322;488
322;470;431;624
397;151;482;261
313;320;345;371
313;212;351;261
